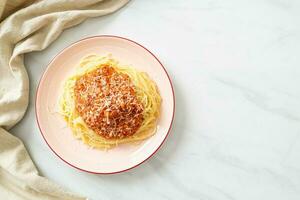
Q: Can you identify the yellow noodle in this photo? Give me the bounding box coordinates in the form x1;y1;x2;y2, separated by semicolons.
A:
59;54;161;149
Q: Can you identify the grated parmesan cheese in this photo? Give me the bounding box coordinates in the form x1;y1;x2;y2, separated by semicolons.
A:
74;65;144;139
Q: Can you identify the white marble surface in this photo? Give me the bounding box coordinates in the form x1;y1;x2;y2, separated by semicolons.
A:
11;0;300;199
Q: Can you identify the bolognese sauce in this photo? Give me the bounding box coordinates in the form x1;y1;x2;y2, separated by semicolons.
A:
74;65;144;139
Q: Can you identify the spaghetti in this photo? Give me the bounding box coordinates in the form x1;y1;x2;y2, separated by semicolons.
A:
59;54;161;149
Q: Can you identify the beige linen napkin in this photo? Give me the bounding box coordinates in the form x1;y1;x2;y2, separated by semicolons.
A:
0;0;128;199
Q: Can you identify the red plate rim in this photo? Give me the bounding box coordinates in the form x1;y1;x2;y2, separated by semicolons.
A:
35;35;175;175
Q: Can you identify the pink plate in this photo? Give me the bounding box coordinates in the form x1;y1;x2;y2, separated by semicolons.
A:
35;35;175;174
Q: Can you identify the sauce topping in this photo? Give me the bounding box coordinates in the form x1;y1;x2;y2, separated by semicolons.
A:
74;65;144;139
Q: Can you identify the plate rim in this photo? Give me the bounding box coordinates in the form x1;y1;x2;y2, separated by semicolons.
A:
35;35;175;174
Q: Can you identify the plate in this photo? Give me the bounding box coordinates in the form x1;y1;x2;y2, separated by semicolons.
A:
36;35;175;174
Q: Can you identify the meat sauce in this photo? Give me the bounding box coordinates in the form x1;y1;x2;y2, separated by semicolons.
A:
74;65;144;139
